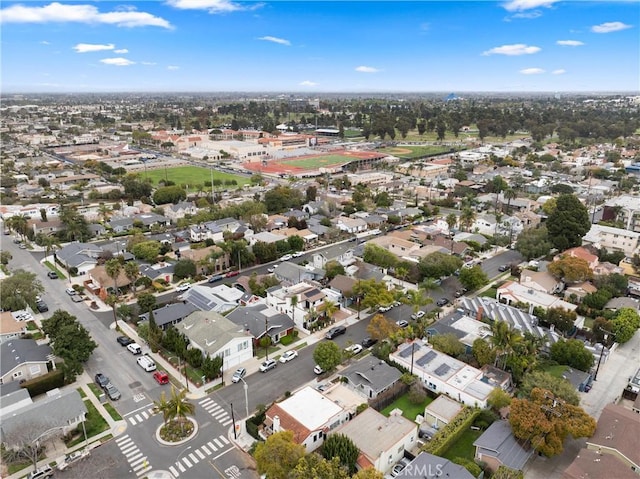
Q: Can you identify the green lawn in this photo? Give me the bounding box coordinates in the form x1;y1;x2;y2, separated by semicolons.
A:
66;400;109;447
44;260;66;279
144;166;250;190
540;363;568;379
381;393;433;422
378;145;453;159
281;154;355;169
87;383;103;399
103;403;123;421
442;428;483;462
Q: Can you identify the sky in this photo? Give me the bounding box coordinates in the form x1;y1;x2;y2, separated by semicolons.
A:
1;0;638;93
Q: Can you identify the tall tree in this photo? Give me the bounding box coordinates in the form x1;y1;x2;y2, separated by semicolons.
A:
254;431;305;479
503;188;518;213
515;226;552;260
548;256;592;283
105;258;123;328
291;454;349;479
486;321;523;370
366;314;399;340
124;261;140;298
322;433;360;474
0;270;44;312
313;341;342;372
546;194;590;251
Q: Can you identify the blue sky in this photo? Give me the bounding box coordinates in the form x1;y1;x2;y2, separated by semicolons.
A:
1;0;638;93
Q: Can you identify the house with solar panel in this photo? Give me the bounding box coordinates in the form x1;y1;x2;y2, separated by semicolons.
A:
390;339;494;408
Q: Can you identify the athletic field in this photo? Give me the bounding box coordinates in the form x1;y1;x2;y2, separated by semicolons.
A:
144;166;249;189
378;145;452;159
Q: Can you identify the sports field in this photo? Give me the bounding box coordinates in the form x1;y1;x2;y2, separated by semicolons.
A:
280;154;355;169
378;145;452;159
144;166;250;189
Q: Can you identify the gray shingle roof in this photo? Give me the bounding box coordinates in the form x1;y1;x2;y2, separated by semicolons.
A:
396;452;474;479
139;302;199;328
56;242;102;268
1;339;53;378
226;304;294;339
473;420;533;471
339;356;401;395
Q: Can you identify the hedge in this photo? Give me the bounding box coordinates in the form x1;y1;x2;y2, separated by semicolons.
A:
422;406;481;457
21;369;65;397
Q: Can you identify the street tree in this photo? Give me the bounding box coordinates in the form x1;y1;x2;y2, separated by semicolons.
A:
458;265;488;291
515;226;552;260
105;258;123;328
418;252;462;280
173;259;197;280
352;469;384;479
546;194;590;251
0;270;44;312
288;235;304;252
509;387;596;457
548;256;592;283
543;307;577;336
322;433;360;474
254;430;306;479
610;307;640;343
124;261;140;298
1;420;64;470
291;454;349;479
313;341;342;372
446;213;457;231
352;279;394;311
0;250;11;265
367;314;400;341
137;292;157;314
550;339;594;372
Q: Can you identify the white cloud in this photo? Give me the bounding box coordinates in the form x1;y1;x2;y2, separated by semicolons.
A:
509;11;543;19
0;2;172;28
556;40;584;46
520;67;545;74
299;80;317;86
502;0;559;12
40;40;50;45
258;36;291;46
552;69;566;75
591;21;632;33
114;48;128;54
355;65;380;73
167;65;180;70
73;43;115;53
100;57;135;66
141;61;156;66
166;0;264;14
482;43;541;56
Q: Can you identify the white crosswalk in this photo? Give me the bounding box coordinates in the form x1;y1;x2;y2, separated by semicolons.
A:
115;434;152;477
127;407;156;425
198;398;233;426
168;434;230;477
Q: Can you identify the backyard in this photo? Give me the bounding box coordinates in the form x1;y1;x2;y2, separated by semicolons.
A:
441;428;483;462
381;392;433;422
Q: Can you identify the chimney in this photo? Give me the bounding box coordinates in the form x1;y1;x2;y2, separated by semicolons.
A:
273;415;280;431
476;306;484;322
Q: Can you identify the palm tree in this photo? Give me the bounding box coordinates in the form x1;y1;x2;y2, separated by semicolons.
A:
98;203;112;223
7;215;28;240
420;278;440;301
445;213;457;233
169;387;195;434
494;211;503;238
405;289;431;323
39;234;60;263
124;261;140;298
290;295;299;325
503;188;517;214
105;258;123;329
460;207;476;232
318;299;338;322
153;390;173;425
486;321;523;370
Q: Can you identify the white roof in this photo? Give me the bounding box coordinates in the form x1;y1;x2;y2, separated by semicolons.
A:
277;386;343;430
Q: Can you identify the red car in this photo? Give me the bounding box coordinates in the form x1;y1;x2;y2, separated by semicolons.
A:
153;371;169;385
225;270;240;278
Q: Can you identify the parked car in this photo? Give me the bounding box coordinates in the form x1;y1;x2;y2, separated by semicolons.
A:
127;342;142;355
117;336;134;347
176;283;191;292
345;344;363;355
498;264;511;272
324;325;346;339
396;320;409;328
36;300;49;313
71;294;84;303
225;270;240;278
436;298;450;307
279;350;298;363
411;311;425;320
104;383;121;400
208;274;224;283
153;371;169;385
267;267;275;273
65;287;77;296
361;337;378;348
231;367;246;383
259;359;277;372
391;458;411;477
378;305;392;313
94;373;110;388
313;364;325;375
27;464;53;479
279;254;293;261
47;271;59;279
292;251;304;258
454;288;468;298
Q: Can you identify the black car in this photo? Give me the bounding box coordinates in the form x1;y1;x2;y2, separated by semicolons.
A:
325;325;346;340
454;288;467;298
36;301;49;312
361;337;378;348
95;373;110;388
116;336;134;347
47;271;59;279
498;264;511;272
436;298;450;307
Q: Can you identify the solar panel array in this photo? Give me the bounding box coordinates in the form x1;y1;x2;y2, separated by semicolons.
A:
184;288;213;311
416;350;437;367
398;345;415;358
434;363;451;377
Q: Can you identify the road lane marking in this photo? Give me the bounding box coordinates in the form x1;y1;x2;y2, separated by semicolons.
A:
196;449;205;459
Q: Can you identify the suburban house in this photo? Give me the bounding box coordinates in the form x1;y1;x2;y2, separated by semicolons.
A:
474;420;534;472
396;452;475;479
139;262;175;283
86;264;132;300
174;311;253;370
334;216;368;234
564;281;598;301
189;218;253;243
496;281;579;319
0;339;54;385
56;242;103;275
273;262;324;286
226;303;295;346
138;302;199;330
108;212;170;233
390;340;494;408
328;275;357;307
422;395;464;431
263;386;351;452
163;201;198;222
519;270;564;295
0;390;87;448
181;284;244;314
265;282;327;330
554;247;599;271
0;312;27;344
338;355;402;400
180;245;230;275
332;408;417;474
28;218;64;236
311;249;356;270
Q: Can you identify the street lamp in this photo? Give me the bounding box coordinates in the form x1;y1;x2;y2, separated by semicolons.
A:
239;378;250;419
593;329;614;381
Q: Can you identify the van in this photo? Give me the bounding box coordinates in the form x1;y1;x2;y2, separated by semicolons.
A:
137;355;156;372
127;342;142;355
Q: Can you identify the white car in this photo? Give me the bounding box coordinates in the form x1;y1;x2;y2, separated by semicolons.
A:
65;288;77;296
313;364;325;375
411;311;425;320
267;267;275;273
279;350;298;363
176;283;191;292
292;251;304;258
345;344;363;355
280;254;293;261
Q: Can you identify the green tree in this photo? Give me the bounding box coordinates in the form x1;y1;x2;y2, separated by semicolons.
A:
363;243;398;270
313;341;342;372
124;261;140;298
152;185;187;205
352;279;395;311
0;250;12;265
105;258;123;327
487;321;523;370
291;454;349;479
487;387;512;410
0;270;44;312
446;213;457;231
252;240;278;263
352;469;384;479
550;339;594;371
322;433;360;474
131;241;162;262
610;307;640;343
545;307;577;335
472;337;496;367
460;207;476;232
318;299;339;321
168;386;195;434
546;194;590;251
324;260;345;281
519;370;580;405
418;252;462;280
429;333;465;358
509;388;596;457
367;313;400;341
254;431;305;479
492;466;524;479
458;265;488;291
548;256;592;283
515;226;552;260
137;292;157;314
288;235;304;252
174;259;197;280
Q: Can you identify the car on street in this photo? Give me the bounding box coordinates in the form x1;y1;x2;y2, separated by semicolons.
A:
47;271;59;279
324;325;346;339
498;264;511;272
231;367;246;383
94;373;110;388
153;371;169;385
279;350;298;363
313;364;325;375
411;311;425;320
70;294;84;303
279;254;293;261
378;305;392;313
292;251;304;258
259;358;278;372
345;344;363;355
117;336;134;347
27;465;53;479
225;270;240;278
361;337;378;348
267;267;275;273
396;320;409;328
104;383;121;401
208;274;224;283
19;243;27;249
436;298;450;307
65;287;76;296
454;288;468;298
176;283;191;292
36;300;49;312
